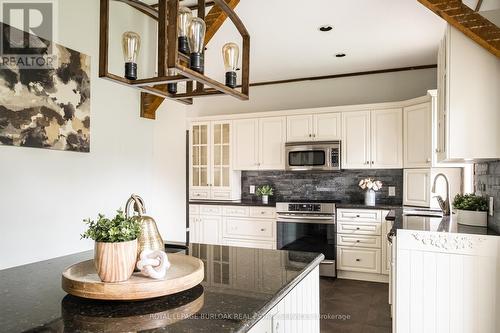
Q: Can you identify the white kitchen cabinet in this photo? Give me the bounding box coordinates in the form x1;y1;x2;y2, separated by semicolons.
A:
342;109;402;169
189;204;277;250
248;266;320;333
233;119;259;170
286;114;313;142
436;25;500;162
396;230;500;333
403;169;430;207
190;121;240;200
259;117;287;170
233;117;286;170
336;209;389;282
314;112;342;141
342;111;371;169
371;108;403;169
286;112;341;142
190;214;222;245
404;103;432;168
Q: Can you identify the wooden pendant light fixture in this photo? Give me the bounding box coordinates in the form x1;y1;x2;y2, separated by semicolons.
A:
99;0;249;119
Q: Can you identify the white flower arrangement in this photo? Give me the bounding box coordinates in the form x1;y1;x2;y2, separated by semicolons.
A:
358;178;383;192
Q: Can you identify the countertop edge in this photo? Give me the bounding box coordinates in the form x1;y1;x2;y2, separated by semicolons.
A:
238;252;325;333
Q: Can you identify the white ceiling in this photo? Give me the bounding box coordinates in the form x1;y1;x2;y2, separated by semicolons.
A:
202;0;446;83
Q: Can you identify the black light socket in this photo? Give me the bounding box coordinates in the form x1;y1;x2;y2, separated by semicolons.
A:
167;83;177;94
124;62;137;80
189;52;203;73
225;71;237;88
178;36;189;55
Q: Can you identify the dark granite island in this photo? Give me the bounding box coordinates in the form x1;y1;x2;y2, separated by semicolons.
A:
0;244;323;333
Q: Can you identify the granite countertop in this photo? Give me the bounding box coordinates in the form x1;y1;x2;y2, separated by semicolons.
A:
386;208;499;236
189;199;277;207
0;244;323;333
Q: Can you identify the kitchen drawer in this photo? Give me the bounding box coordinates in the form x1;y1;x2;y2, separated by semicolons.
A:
337;221;381;236
337;234;381;249
200;205;222;215
223;217;275;241
337;209;382;223
223;206;250;217
222;237;276;250
190;189;210;200
249;207;276;219
211;190;231;200
337;246;381;274
189;205;200;215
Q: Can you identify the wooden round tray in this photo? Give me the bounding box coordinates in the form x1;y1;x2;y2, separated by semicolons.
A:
62;253;204;300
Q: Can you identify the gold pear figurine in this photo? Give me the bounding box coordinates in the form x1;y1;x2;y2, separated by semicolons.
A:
125;194;164;259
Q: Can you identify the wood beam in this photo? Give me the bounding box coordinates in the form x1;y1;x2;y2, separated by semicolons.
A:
418;0;500;58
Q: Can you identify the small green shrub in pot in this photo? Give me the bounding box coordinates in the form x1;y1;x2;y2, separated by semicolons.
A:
81;210;141;282
452;194;488;227
256;185;274;204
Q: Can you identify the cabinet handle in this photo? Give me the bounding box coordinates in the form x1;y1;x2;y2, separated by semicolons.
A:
356;259;361;262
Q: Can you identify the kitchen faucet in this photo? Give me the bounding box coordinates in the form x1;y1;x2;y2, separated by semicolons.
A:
431;173;451;216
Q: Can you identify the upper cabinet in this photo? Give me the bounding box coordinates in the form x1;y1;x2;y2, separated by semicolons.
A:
233;117;286;171
342;109;403;169
404;103;432;168
286;112;341;142
436;25;500;162
190;121;240;200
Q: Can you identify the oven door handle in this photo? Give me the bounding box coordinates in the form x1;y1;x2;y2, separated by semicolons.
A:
277;215;336;224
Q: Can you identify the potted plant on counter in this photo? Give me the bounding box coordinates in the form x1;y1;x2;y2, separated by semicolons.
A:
81;210;141;282
256;185;274;204
359;178;383;206
452;194;488;227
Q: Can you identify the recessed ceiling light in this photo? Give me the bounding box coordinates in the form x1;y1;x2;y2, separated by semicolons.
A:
319;25;333;32
335;53;346;58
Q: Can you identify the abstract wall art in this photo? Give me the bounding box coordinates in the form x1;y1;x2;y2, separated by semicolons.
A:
0;23;91;152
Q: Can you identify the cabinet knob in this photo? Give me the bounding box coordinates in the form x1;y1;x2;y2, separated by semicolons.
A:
356;227;360;230
356;240;360;243
313;134;316;138
366;161;370;165
356;215;360;217
260;228;265;231
356;259;361;262
261;211;265;214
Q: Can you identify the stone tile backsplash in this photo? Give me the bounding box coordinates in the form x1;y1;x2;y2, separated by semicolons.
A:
474;161;500;233
241;169;403;205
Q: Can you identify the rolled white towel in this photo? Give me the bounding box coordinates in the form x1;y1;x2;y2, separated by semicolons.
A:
136;250;170;279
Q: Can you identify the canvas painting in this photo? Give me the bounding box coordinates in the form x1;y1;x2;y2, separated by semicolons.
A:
0;23;91;152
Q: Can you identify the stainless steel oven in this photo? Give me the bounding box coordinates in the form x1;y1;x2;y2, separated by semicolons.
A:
285;141;340;171
276;202;336;277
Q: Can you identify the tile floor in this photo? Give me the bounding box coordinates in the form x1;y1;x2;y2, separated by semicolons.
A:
320;278;392;333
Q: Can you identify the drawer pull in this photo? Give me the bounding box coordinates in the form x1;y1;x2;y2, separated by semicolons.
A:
356;240;360;243
356;215;360;217
260;228;265;231
356;227;360;230
260;211;265;214
356;259;361;262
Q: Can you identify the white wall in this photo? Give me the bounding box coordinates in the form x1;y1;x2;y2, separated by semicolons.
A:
0;0;187;269
190;68;437;117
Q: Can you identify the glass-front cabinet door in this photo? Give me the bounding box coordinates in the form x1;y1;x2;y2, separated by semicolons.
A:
191;122;210;189
211;121;230;189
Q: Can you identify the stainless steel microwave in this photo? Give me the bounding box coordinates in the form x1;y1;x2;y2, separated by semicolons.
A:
285;141;341;171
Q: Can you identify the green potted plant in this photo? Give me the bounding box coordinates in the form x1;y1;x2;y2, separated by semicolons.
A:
256;185;274;204
452;194;488;227
81;210;141;282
